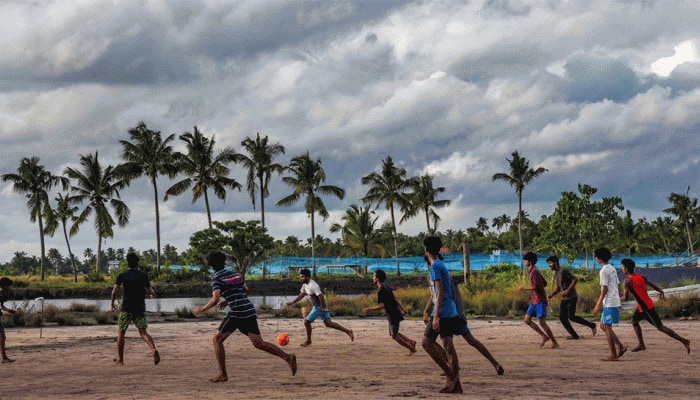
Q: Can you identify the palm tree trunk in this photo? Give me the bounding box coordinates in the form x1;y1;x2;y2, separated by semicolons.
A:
259;176;267;278
62;222;77;282
518;194;523;273
38;218;46;281
96;235;102;274
153;177;162;273
390;206;400;276
463;241;470;283
311;212;317;279
204;190;212;229
685;218;694;254
424;208;431;234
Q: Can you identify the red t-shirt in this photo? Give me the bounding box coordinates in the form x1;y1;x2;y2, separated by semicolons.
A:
628;273;655;312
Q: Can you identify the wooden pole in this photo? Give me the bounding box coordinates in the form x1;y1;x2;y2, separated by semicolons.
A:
463;241;470;283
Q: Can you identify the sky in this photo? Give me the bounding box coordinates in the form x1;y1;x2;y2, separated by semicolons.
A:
1;0;699;264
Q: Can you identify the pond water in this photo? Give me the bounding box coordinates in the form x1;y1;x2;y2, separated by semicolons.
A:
18;295;303;313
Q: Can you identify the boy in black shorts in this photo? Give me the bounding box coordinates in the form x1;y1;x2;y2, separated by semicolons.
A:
194;251;297;382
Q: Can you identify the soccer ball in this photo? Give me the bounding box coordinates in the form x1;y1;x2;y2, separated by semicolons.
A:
277;333;290;346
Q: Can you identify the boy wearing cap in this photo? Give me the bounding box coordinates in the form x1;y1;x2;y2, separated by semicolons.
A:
0;277;17;363
519;252;558;349
546;255;596;339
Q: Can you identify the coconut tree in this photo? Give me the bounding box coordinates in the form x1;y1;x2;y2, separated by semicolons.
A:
2;157;68;280
492;151;547;268
330;204;381;258
44;192;81;282
64;152;130;273
277;152;345;277
165;127;241;229
402;174;450;234
234;132;286;230
119;122;178;272
664;186;699;255
360;156;414;276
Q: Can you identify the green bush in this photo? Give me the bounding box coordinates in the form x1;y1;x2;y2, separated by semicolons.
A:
654;294;700;318
68;303;98;312
174;306;196;318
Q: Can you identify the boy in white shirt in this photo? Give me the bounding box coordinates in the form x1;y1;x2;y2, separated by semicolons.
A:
592;247;627;361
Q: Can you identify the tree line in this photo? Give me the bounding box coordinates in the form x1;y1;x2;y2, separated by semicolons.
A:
2;123;699;281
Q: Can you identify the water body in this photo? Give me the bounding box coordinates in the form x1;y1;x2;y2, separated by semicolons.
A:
22;295;301;314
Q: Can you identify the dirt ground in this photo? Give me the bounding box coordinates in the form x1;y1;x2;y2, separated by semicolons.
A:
3;316;699;399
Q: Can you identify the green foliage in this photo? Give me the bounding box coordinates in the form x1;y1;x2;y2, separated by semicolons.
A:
654;294;700;318
174;306;196;318
84;270;106;282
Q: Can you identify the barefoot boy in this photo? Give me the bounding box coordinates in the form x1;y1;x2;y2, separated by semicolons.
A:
362;269;416;355
285;268;354;347
518;252;558;349
621;258;690;354
110;253;160;366
0;277;17;363
592;247;626;361
195;251;297;382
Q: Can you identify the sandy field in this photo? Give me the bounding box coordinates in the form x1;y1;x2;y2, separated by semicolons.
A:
2;316;699;399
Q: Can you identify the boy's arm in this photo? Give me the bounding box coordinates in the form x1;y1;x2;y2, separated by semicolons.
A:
285;292;306;307
593;285;608;314
622;279;631;300
110;284;120;312
423;297;434;323
432;280;444;330
318;293;329;311
194;290;221;315
644;276;665;299
561;275;578;297
362;302;385;313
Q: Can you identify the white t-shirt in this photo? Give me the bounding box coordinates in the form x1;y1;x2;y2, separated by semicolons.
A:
301;279;323;307
599;263;621;307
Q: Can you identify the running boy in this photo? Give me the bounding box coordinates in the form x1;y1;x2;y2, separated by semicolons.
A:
194;251;297;382
592;247;627;361
621;258;690;354
0;277;17;363
362;269;416;355
285;268;354;347
518;252;558;349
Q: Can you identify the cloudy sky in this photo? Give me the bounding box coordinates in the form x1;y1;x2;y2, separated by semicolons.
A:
1;0;699;263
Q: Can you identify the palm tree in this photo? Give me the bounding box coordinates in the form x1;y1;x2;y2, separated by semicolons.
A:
234;132;286;230
476;217;490;234
491;214;511;234
330;204;380;258
165;127;241;229
664;186;699;255
64;152;130;273
361;156;414;276
2;157;68;280
492;151;547;268
277;152;345;277
119;122;178;272
44;192;81;282
402;174;450;234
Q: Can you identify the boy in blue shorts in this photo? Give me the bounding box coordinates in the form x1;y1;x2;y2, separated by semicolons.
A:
285;268;353;347
592;247;627;361
518;252;558;349
362;269;416;355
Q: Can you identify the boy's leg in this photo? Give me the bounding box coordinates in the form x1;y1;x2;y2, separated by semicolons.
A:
302;319;313;347
137;328;159;365
524;315;548;346
247;333;297;375
567;297;596;333
600;322;618;361
440;336;462;394
1;331;13;362
539;319;559;348
394;333;417;355
631;318;646;352
559;299;579;339
211;330;233;382
115;329;126;366
322;318;354;341
463;333;503;374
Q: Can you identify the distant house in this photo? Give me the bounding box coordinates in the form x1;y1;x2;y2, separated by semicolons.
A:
108;260;121;272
